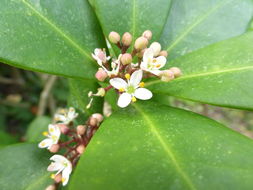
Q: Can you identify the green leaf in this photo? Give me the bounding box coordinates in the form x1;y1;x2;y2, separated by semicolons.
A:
0;0;105;79
147;32;253;110
0;143;51;190
90;0;172;44
160;0;253;59
69;102;253;190
0;131;17;147
26;116;51;143
68;79;103;122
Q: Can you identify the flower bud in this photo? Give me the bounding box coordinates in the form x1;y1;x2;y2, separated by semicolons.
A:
91;113;104;123
122;32;132;46
159;70;174;82
120;53;132;65
77;125;86;135
95;68;108;81
89;117;98;126
108;31;120;44
45;185;56;190
134;37;148;50
49;144;60;153
142;30;152;40
136;48;146;58
54;173;62;183
77;145;85;154
150;42;161;56
159;50;168;57
169;67;182;78
57;124;69;134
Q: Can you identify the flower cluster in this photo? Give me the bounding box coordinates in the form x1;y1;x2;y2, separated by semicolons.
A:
39;108;104;190
90;30;182;108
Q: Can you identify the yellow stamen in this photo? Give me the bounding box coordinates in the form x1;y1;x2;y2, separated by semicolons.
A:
49;128;54;133
119;88;125;92
139;82;145;88
125;73;130;80
40;142;46;147
131;96;137;102
42;131;49;136
62;178;66;183
152;59;157;63
51;174;55;179
156;64;161;68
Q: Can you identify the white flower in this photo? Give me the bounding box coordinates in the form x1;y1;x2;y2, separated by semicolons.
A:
54;107;78;125
109;70;152;108
140;48;167;75
92;48;110;66
38;124;61;149
47;155;72;186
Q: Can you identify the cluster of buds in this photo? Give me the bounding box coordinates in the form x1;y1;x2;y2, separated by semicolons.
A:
38;108;104;189
90;30;182;108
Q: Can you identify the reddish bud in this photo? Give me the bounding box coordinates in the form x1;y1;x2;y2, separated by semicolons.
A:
46;185;56;190
142;30;152;40
57;124;69;134
120;53;132;65
169;67;182;78
89;117;98;126
159;50;168;57
49;144;60;153
91;113;104;123
108;31;120;44
77;145;85;154
159;70;175;82
54;173;62;183
122;32;132;46
77;125;86;136
134;37;148;50
95;68;108;82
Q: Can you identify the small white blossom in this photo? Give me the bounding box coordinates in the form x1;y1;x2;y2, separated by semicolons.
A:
38;124;61;149
109;70;152;108
140;48;166;75
92;48;110;66
47;155;72;186
54;107;78;125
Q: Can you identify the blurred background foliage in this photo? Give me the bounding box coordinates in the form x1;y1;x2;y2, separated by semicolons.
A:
1;63;253;147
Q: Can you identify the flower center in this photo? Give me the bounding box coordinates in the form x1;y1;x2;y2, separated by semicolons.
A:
126;85;135;94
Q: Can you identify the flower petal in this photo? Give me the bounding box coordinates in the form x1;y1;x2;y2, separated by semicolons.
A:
149;69;162;76
38;138;53;148
154;56;166;69
130;70;143;88
109;78;128;90
134;88;153;100
143;48;154;63
62;169;71;186
47;162;64;172
117;93;132;108
48;124;61;137
50;154;67;162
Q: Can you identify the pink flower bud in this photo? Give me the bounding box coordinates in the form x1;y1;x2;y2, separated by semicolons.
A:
160;70;175;82
57;124;69;134
77;125;86;135
77;145;85;154
169;67;182;78
108;31;120;44
122;32;132;46
95;68;108;81
49;144;60;153
159;50;168;57
150;42;161;56
91;113;104;123
89;117;98;126
120;53;132;65
142;30;152;40
46;185;56;190
54;173;62;183
134;37;148;50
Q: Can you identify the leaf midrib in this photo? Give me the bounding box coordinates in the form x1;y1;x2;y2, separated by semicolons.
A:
166;0;232;51
21;0;93;61
146;65;253;87
133;104;196;190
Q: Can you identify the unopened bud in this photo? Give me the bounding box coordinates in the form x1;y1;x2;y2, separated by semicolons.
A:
89;117;98;126
169;67;182;78
57;124;69;134
108;31;120;44
134;37;148;50
77;125;86;135
45;185;56;190
92;113;104;123
54;173;62;183
122;32;132;46
95;68;108;81
142;30;152;40
120;53;132;65
77;145;85;154
160;70;175;82
136;48;146;58
150;42;161;56
159;50;168;57
49;144;60;153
